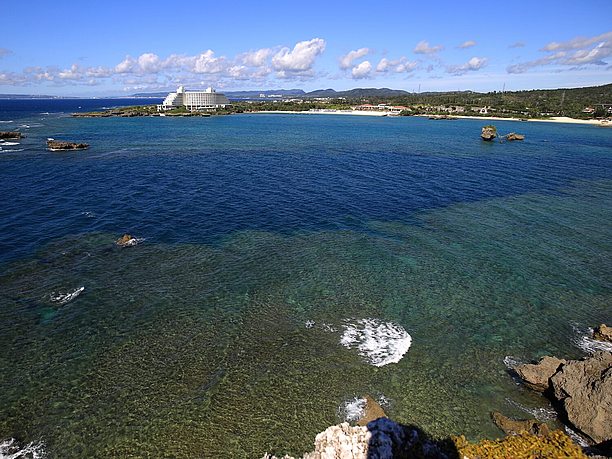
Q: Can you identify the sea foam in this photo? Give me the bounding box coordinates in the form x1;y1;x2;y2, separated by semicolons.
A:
339;397;367;422
0;438;46;459
340;318;411;367
50;286;84;305
572;324;612;354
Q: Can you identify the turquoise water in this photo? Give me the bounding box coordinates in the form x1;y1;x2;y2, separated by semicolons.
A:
0;106;611;457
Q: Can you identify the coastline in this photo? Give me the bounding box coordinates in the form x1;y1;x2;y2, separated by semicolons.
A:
251;110;610;125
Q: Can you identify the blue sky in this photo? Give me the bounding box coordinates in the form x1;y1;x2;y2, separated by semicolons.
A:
1;0;611;96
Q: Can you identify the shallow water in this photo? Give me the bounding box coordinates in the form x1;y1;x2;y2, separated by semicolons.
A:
0;104;611;457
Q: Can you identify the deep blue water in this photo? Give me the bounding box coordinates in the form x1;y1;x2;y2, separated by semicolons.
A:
0;100;611;457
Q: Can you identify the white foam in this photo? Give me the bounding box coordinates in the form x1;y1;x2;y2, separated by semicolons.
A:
119;237;145;247
564;426;590;447
80;211;95;218
339;397;367;422
572;324;612;354
305;320;315;329
50;286;84;305
340;318;412;367
504;397;557;421
502;355;525;370
0;438;46;459
0;142;20;146
0;120;13;123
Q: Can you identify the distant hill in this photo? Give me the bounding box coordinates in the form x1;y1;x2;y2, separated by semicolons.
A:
304;88;411;98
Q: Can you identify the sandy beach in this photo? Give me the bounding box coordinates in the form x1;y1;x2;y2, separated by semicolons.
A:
253;110;611;126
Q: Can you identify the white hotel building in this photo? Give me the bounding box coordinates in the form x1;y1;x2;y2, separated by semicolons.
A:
157;86;231;112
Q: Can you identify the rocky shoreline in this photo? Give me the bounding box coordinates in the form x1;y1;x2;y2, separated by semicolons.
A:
264;325;611;458
72;105;213;118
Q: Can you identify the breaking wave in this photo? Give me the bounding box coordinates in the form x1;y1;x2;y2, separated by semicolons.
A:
50;286;84;305
572;324;612;354
340;318;412;367
339;397;367;422
0;438;46;459
504;397;557;422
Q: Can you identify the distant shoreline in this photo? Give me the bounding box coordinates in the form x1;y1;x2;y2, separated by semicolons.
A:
252;110;611;125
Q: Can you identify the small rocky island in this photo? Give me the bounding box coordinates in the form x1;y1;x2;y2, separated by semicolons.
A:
0;131;22;139
47;139;89;151
481;125;525;142
481;125;497;141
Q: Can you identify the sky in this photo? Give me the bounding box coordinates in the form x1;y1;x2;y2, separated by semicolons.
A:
1;0;611;96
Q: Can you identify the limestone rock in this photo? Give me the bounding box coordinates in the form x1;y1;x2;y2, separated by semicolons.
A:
116;234;138;247
357;395;386;426
505;132;525;141
549;351;612;443
481;125;497;141
515;356;566;392
491;411;549;436
0;131;22;139
594;324;612;343
47;139;89;151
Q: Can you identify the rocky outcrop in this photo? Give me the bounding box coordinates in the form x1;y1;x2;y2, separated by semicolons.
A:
264;418;454;459
453;430;587;458
515;356;566;392
0;131;22;139
594;324;612;343
505;133;525;141
481;125;497;141
116;234;138;247
47;139;89;151
357;395;386;426
491;412;549;436
550;351;612;444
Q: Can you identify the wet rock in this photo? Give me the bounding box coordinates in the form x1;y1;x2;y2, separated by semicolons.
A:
0;131;22;139
505;132;525;141
116;234;137;247
491;411;549;436
550;351;612;444
481;125;497;141
357;395;386;426
593;324;612;343
515;356;566;392
47;139;89;151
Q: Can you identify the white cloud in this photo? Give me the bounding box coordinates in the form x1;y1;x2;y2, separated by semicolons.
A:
137;53;161;73
508;32;612;73
0;48;11;58
193;50;226;74
447;57;488;75
376;57;417;73
240;48;272;67
115;56;136;73
458;40;477;49
351;60;372;79
414;40;444;54
542;31;612;51
509;41;526;48
272;38;326;72
339;48;370;69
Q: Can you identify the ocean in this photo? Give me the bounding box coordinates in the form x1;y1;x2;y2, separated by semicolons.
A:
0;100;611;458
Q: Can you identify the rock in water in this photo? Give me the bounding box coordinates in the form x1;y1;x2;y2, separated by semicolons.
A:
357;395;387;426
481;125;497;141
116;234;138;247
506;132;525;141
0;131;22;139
47;139;89;151
594;324;612;343
491;411;549;436
549;351;612;444
515;356;566;392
